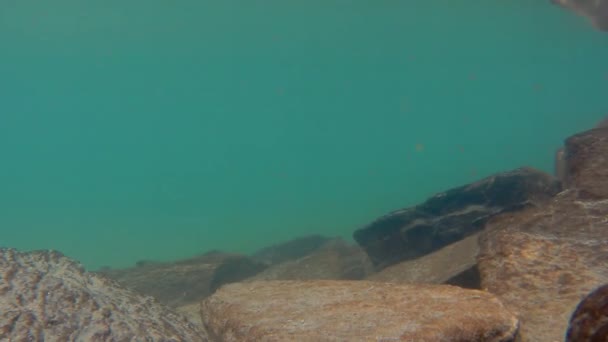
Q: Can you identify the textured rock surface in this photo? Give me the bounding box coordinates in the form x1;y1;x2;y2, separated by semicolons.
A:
552;0;608;31
562;125;608;199
176;303;203;327
354;167;560;270
566;283;608;342
0;248;208;341
555;117;608;184
478;127;608;342
247;238;373;282
98;251;267;308
478;199;608;341
201;280;519;342
367;233;480;289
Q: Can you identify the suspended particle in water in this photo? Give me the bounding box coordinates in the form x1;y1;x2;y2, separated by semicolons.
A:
415;143;424;152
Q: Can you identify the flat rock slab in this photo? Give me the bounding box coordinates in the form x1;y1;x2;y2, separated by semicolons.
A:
367;233;480;289
201;280;519;342
478;192;608;342
354;167;560;270
251;234;334;266
0;248;209;341
247;239;373;282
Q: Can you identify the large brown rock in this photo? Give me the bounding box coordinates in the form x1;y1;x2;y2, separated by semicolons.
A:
367;233;480;289
562;125;608;199
0;248;209;341
201;280;519;342
477;126;608;342
98;251;267;308
478;202;608;341
247;238;373;282
354;167;560;270
566;283;608;342
554;117;608;185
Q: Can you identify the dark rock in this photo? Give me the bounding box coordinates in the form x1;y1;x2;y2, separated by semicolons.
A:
209;256;268;293
566;283;608;342
366;233;480;289
98;251;267;308
251;234;334;265
354;167;561;270
247;238;374;281
477;126;608;341
444;265;481;290
0;248;209;341
552;0;608;31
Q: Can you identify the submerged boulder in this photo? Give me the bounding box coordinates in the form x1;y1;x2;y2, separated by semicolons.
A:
251;234;335;266
554;116;608;186
354;167;560;270
477;126;608;341
566;283;608;342
367;233;481;289
247;238;373;282
202;280;519;342
97;251;267;308
0;248;209;341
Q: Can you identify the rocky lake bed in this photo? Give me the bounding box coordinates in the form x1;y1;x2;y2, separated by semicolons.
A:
2;120;608;341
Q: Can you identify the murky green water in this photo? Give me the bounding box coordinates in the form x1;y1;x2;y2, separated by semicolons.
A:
1;0;606;270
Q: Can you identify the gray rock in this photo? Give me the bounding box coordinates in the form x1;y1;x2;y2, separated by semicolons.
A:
0;248;209;342
247;238;373;282
366;233;481;290
353;167;561;270
97;251;267;308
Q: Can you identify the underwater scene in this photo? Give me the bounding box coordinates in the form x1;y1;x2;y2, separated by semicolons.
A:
1;0;607;270
1;0;608;341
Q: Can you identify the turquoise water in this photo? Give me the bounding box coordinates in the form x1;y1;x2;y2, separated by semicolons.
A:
1;0;607;270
